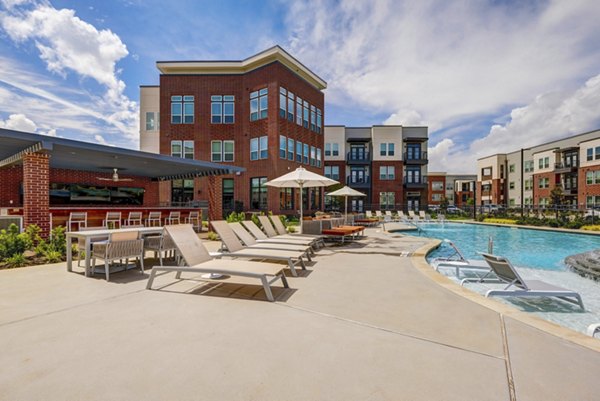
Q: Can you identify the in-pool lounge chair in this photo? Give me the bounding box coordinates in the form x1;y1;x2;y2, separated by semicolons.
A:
211;221;308;277
227;222;315;258
241;220;321;249
146;225;288;302
465;253;584;309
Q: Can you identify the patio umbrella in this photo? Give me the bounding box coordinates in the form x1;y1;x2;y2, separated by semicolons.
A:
265;167;338;232
326;186;366;222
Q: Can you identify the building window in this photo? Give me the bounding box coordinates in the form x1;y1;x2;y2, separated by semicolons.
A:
145;112;156;131
250;136;268;160
171;140;193;159
171;95;194;124
171;140;182;158
332;143;339;156
509;164;515;173
432;181;444;191
380;192;395;210
171;179;194;204
538;177;549;188
211;95;235;124
296;97;303;126
524;160;534;172
287;91;295;122
279;88;287;118
406;143;420;159
310;105;316;131
211;141;222;162
524;179;533;190
587;171;593;184
303;143;309;164
296;141;302;163
587;148;594;161
250;177;268;209
379;166;395;180
279;135;286;159
287;138;294;161
325;166;340;180
596;147;600;160
303;100;309;129
222;178;235;215
595;171;600;184
316;148;322;168
310;146;316;166
538;157;549;169
509;182;515;190
509;199;515;206
250;88;268;121
325;143;331;156
316;108;322;134
280;188;294;210
431;194;442;201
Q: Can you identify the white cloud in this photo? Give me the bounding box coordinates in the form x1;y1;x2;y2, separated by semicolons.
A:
0;3;138;144
428;73;600;173
0;113;36;132
286;0;600;137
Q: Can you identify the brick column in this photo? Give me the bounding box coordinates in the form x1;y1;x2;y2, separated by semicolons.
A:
207;176;223;222
23;152;50;238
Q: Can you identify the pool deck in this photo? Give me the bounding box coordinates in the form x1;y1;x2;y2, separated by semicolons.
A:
1;226;599;400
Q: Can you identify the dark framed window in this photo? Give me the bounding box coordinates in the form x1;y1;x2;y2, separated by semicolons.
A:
250;177;267;210
172;179;194;204
280;188;294;210
222;178;234;216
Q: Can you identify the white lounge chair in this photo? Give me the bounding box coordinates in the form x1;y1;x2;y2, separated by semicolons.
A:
210;221;308;277
430;240;492;278
240;220;320;249
146;225;289;302
227;222;314;259
260;215;325;246
464;253;584;309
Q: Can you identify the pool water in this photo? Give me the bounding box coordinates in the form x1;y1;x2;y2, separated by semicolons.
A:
410;222;600;335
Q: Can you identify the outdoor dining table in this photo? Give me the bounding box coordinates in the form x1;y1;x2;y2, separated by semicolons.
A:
66;226;164;277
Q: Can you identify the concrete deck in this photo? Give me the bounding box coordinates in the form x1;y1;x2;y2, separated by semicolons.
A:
1;228;599;400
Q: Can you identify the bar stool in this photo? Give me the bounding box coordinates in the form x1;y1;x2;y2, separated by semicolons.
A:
164;211;181;225
125;211;143;226
103;212;122;229
185;211;202;232
146;211;162;227
67;212;87;231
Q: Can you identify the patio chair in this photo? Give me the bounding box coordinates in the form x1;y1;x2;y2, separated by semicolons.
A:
103;212;122;229
165;211;181;225
146;225;289;302
124;211;143;226
419;210;426;219
75;226;109;267
146;211;162;227
91;231;144;281
464;253;584;309
241;220;322;249
143;228;177;266
185;211;202;232
227;222;314;258
67;212;87;232
210;220;308;277
260;215;326;245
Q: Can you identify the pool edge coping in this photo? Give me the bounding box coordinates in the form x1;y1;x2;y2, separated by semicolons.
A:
409;238;600;353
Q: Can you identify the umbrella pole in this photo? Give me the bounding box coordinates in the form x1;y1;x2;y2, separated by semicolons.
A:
345;195;348;225
299;183;304;234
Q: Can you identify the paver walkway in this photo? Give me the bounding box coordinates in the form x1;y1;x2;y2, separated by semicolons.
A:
0;227;599;400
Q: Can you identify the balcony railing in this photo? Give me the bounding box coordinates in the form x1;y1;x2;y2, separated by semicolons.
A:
403;151;428;164
346;152;371;164
403;176;428;188
346;177;371;187
554;162;578;173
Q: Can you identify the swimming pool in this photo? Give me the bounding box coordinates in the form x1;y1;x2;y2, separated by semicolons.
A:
407;222;600;334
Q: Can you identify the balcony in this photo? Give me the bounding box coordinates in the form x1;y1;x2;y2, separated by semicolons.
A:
560;185;578;196
403;176;428;189
346;176;371;188
403;151;428;165
554;162;578;174
346;152;371;165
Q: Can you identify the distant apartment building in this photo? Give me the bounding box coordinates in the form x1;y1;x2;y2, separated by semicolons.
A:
323;125;428;211
427;173;476;208
139;46;327;218
476;128;600;209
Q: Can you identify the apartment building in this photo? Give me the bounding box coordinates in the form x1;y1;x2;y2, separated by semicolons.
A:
476;128;600;209
139;46;327;218
427;173;476;208
323;125;428;211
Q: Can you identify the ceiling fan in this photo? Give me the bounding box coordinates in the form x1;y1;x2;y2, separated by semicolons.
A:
97;168;133;182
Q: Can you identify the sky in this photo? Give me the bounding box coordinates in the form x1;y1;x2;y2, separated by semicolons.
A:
1;0;600;173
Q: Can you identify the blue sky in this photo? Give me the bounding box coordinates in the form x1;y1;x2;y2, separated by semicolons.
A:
1;0;600;172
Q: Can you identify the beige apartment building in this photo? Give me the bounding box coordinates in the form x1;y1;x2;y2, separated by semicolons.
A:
476;128;600;209
323;125;428;211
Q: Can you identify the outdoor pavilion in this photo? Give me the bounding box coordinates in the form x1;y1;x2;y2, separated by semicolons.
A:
0;128;244;237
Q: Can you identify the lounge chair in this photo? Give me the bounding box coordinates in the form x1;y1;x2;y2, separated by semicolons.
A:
210;221;308;277
419;210;426;219
146;225;289;302
227;222;315;259
430;240;491;278
240;220;321;249
365;210;374;218
463;253;584;309
260;215;325;245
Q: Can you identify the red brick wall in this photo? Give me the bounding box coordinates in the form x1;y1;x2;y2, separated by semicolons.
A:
477;178;504;205
428;174;446;204
23;153;50;237
159;61;325;215
371;161;403;207
455;191;474;208
533;172;557;205
579;166;600;207
0;165;22;207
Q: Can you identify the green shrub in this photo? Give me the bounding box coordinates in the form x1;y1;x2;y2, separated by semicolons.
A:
251;212;263;228
225;211;245;223
43;250;63;263
0;224;32;261
5;253;27;268
202;221;209;228
207;231;219;241
483;218;517;225
287;225;296;233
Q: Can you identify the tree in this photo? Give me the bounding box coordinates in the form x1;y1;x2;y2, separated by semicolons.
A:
549;186;565;220
439;196;449;213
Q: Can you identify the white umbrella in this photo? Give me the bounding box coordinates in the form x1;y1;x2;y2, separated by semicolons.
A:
265;167;338;231
326;186;366;222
